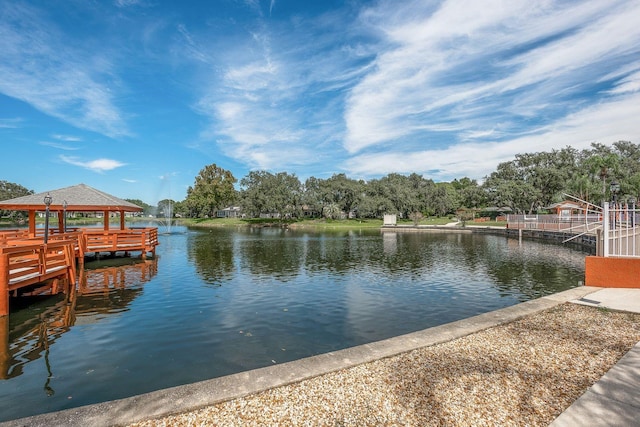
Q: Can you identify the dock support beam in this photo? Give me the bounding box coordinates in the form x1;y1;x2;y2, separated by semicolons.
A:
0;255;8;317
0;315;8;379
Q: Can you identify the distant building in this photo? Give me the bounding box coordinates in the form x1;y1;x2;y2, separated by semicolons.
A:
383;214;397;226
216;206;242;218
545;201;584;221
302;205;321;218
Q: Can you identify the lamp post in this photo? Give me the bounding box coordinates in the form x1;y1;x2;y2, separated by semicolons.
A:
610;181;620;205
43;193;52;244
63;200;68;233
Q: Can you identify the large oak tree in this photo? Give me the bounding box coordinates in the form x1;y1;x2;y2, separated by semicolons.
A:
184;164;237;218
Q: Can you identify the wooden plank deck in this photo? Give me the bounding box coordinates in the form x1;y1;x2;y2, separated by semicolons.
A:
0;227;158;316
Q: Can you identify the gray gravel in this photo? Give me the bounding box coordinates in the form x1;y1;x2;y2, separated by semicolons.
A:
130;303;640;427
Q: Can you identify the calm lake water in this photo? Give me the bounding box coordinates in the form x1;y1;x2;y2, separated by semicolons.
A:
0;226;588;421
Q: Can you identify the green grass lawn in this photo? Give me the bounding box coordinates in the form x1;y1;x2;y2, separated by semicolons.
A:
180;217;384;229
290;218;383;229
1;215;506;230
178;216;492;230
403;217;455;226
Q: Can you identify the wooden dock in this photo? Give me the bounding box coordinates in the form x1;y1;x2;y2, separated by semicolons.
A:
0;227;158;316
79;228;158;259
0;240;77;317
0;183;161;317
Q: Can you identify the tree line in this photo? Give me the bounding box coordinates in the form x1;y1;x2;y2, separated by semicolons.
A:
175;141;640;220
1;141;638;221
0;181;33;220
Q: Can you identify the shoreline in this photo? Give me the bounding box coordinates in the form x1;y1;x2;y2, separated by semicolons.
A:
133;301;640;427
4;286;631;427
175;219;597;251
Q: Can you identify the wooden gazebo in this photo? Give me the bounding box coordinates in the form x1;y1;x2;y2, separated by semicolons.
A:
0;183;143;235
1;184;158;316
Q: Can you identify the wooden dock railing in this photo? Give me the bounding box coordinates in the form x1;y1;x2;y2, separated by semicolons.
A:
0;240;77;316
1;227;158;258
79;228;158;258
1;227;158;316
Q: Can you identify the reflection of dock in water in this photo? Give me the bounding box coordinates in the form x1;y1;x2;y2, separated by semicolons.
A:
78;258;158;295
1;258;157;380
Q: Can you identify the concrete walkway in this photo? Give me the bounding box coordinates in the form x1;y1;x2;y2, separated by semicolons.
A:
1;286;638;427
551;288;640;426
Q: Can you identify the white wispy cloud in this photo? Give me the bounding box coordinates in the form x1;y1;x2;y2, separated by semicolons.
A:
332;0;640;180
344;1;635;151
0;2;129;138
347;91;640;181
193;6;368;172
176;24;210;63
608;70;640;95
0;117;23;128
2;0;638;201
52;134;82;142
114;0;142;7
39;141;81;150
188;0;638;181
39;133;83;150
59;155;126;173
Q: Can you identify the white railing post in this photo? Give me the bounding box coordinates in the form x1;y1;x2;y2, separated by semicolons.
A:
623;203;629;256
603;202;610;257
632;204;637;256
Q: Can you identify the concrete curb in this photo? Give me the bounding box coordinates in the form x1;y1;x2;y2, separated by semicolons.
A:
1;286;600;427
550;341;640;426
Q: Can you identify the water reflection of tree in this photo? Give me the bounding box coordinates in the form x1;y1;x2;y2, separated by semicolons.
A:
301;231;454;274
238;229;304;280
187;231;235;286
327;231;583;301
304;234;344;272
1;259;157;383
385;232;583;301
380;233;440;271
186;227;583;302
464;237;584;301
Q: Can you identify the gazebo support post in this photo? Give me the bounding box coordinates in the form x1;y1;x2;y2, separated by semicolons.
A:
57;211;65;233
120;211;125;230
28;211;36;237
103;210;110;231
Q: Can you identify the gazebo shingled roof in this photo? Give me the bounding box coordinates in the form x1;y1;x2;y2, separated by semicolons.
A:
0;183;143;234
0;183;142;212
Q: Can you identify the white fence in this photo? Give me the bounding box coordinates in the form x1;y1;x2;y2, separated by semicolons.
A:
507;214;602;233
507;199;640;258
603;202;640;258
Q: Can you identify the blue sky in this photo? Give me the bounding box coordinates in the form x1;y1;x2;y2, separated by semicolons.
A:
1;0;639;205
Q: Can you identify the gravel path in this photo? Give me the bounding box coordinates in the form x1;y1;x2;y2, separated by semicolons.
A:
130;303;640;426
